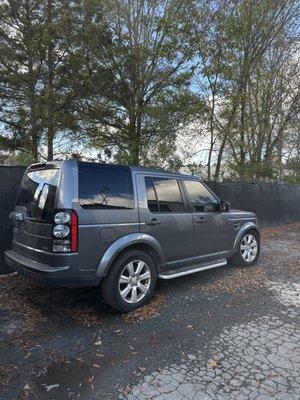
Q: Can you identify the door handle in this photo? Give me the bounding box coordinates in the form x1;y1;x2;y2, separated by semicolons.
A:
9;211;26;222
195;216;206;224
145;218;161;226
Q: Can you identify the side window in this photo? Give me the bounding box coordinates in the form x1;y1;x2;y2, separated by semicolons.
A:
145;177;159;213
78;164;134;209
184;180;218;212
145;177;184;213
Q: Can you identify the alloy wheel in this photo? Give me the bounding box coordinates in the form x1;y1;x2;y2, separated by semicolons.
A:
118;260;151;304
240;234;258;262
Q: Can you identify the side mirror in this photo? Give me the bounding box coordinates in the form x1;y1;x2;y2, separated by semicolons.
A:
219;200;231;212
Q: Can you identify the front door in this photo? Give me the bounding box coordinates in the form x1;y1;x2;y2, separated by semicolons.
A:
136;174;194;265
182;180;233;260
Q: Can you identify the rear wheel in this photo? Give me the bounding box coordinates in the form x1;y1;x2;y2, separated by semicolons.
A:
230;230;260;267
101;250;157;312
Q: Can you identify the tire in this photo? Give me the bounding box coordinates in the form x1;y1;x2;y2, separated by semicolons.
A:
230;230;260;267
101;249;157;312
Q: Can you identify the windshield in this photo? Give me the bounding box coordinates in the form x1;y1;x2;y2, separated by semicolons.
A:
16;168;60;222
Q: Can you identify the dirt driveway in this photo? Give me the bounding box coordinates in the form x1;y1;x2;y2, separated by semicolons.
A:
0;223;299;400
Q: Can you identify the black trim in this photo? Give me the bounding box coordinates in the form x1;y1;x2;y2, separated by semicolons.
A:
4;250;100;288
177;179;190;212
151;176;160;212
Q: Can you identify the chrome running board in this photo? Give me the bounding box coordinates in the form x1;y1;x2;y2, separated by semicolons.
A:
158;259;227;280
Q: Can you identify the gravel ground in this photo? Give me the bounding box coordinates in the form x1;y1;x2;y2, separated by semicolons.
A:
0;223;299;400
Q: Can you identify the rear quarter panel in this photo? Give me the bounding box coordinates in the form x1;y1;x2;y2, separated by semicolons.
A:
72;164;140;272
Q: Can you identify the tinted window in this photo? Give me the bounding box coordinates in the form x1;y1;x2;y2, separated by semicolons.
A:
184;180;218;212
16;168;60;222
146;177;184;213
145;177;159;212
78;163;134;209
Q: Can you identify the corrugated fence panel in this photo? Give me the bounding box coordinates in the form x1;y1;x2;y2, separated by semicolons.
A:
205;181;300;228
0;166;26;273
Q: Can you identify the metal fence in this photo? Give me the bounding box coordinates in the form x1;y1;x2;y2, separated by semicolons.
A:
205;181;300;228
0;165;299;274
0;166;26;273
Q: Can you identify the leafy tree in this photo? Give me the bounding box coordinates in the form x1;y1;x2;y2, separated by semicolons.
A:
0;0;80;161
0;0;299;183
0;0;45;161
222;0;299;180
75;0;205;165
191;0;299;181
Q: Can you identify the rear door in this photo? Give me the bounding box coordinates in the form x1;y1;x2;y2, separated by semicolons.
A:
182;180;233;259
11;165;61;252
137;174;194;266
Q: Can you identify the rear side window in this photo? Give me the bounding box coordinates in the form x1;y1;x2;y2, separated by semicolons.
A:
145;177;159;213
145;177;184;213
78;163;134;209
184;180;218;212
16;168;60;222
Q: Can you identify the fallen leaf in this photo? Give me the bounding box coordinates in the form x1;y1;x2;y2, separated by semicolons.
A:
207;359;221;369
187;325;196;331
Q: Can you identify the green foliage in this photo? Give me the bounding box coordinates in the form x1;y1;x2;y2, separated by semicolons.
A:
1;151;35;166
73;0;204;165
0;0;82;160
191;0;299;181
284;158;300;184
228;161;277;181
0;0;298;183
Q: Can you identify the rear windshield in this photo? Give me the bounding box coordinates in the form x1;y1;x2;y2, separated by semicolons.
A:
16;168;60;222
78;163;134;209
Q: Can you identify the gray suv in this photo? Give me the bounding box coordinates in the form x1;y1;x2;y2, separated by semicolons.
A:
5;161;260;312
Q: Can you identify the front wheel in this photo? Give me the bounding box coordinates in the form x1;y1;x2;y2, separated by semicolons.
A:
230;230;260;267
101;250;157;312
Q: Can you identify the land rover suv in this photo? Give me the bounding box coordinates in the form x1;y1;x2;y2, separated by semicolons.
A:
5;161;260;312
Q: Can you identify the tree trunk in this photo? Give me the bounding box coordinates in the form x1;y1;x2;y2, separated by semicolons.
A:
25;0;39;164
240;96;246;178
46;0;55;161
28;62;39;162
207;94;216;180
277;136;283;182
127;112;140;165
239;72;248;179
214;134;227;181
207;145;213;181
129;142;140;165
47;126;54;161
31;130;39;162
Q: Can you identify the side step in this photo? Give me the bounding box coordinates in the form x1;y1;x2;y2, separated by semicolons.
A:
158;259;227;280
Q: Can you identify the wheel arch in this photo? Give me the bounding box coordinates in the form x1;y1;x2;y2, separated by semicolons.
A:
233;222;260;254
96;233;165;277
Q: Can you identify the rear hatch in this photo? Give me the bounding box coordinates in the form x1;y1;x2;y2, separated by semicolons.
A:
11;163;61;253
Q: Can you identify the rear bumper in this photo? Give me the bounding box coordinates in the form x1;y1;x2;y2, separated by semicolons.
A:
4;250;100;287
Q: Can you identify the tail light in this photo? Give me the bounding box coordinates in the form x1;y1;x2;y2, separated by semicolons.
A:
52;210;78;253
70;211;78;252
